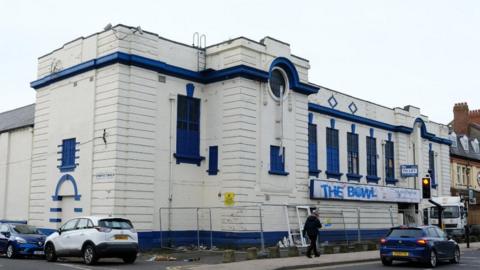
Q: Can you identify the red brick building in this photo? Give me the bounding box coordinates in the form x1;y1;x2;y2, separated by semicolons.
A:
450;102;480;224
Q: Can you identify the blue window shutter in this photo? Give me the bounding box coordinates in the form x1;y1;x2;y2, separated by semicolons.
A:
60;138;76;172
308;123;319;176
269;145;288;175
385;141;396;183
175;95;204;165
326;128;339;173
429;150;436;188
208;146;219;175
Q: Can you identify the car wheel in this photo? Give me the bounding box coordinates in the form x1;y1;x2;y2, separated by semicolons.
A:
381;257;393;266
428;250;437;268
82;244;98;265
6;244;17;259
123;254;137;264
450;247;460;264
45;243;57;262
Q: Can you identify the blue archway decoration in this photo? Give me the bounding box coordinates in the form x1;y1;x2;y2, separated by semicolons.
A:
52;174;81;201
269;57;319;95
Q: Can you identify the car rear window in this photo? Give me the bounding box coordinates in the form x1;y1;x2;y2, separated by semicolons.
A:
98;219;133;229
387;228;424;238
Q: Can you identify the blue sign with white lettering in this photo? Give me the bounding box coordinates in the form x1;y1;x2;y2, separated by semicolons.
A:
400;165;418;177
310;179;421;203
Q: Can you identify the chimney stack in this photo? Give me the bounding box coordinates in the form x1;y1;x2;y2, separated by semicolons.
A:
453;102;469;134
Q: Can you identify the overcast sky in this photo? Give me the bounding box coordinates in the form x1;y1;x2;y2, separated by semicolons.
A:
1;0;479;124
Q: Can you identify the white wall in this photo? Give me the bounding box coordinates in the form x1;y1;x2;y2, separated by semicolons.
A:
0;127;33;221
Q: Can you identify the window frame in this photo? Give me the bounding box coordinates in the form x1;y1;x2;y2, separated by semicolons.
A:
366;136;380;183
173;94;205;165
269;145;289;176
59;138;77;172
385;140;397;184
308;123;320;177
326;127;342;180
346;132;361;181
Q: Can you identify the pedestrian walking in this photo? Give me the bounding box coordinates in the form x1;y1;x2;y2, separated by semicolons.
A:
303;210;322;258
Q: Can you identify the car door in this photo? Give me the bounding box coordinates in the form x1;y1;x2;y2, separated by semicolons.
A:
426;227;445;258
435;227;455;258
69;218;90;254
56;218;79;255
0;224;9;253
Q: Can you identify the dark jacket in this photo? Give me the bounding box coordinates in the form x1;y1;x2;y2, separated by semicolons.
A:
303;215;322;237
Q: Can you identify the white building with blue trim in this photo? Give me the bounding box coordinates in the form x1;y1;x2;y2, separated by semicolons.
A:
1;24;453;248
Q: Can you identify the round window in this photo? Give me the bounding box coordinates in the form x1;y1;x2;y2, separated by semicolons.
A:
269;69;287;99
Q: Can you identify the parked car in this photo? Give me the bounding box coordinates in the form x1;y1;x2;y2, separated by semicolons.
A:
44;216;138;265
380;225;460;267
0;223;46;258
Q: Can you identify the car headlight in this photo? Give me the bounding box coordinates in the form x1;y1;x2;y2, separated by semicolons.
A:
15;237;27;244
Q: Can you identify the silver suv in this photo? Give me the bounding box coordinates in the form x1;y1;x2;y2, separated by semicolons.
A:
44;216;138;265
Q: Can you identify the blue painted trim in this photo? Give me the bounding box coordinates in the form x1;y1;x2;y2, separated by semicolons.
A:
308;103;451;145
49;218;62;223
58;165;76;172
370;128;374;137
308;113;313;124
346;173;363;181
74;208;83;213
388;133;392;142
351;124;356;134
268;57;319;95
330;118;335;129
49;208;62;212
0;220;27;224
309;169;321;177
31;52;319;96
173;153;205;166
52;174;81;201
366;175;381;183
385;178;398;185
186;83;195;97
325;171;343;180
268;170;290;176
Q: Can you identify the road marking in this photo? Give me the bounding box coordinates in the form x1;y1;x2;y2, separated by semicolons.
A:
301;261;378;269
56;263;92;270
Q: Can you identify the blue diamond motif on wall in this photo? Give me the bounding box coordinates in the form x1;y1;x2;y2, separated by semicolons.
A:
328;95;338;108
348;102;358;114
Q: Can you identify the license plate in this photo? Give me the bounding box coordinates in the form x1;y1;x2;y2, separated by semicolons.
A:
392;251;409;257
34;251;45;255
115;235;128;240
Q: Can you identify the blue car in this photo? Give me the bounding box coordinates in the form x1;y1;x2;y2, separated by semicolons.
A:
0;223;46;258
380;226;460;267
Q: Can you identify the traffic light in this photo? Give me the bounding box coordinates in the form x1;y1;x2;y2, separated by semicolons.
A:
422;177;431;199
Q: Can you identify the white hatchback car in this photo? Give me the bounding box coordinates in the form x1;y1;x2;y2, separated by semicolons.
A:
44;216;138;265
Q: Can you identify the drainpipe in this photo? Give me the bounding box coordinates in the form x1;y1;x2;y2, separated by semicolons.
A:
168;94;176;234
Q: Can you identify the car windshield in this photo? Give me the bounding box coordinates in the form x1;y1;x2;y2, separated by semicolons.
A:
430;206;460;219
387;228;424;238
12;224;40;235
98;219;133;229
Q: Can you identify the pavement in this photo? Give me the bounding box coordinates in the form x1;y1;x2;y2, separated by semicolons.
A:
0;242;479;270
